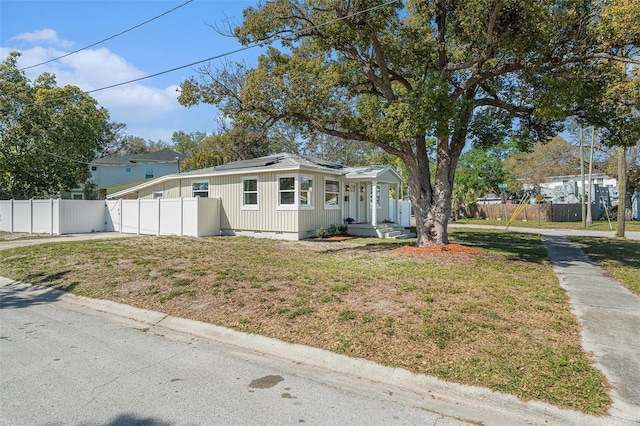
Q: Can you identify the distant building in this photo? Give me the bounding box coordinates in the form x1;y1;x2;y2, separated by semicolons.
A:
63;149;186;200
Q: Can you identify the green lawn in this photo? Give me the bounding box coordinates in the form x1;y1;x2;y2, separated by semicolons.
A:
568;236;640;295
0;231;612;414
453;218;640;232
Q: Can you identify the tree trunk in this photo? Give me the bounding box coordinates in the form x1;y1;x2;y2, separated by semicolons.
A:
616;146;626;238
404;135;464;246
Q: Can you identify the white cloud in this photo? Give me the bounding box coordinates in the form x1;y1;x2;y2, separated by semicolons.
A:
2;45;181;126
11;29;72;48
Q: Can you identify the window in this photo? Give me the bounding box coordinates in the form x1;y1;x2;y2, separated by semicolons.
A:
152;191;163;199
91;166;97;171
278;177;295;207
125;167;132;173
370;186;381;209
300;176;313;208
325;179;340;209
145;168;153;179
192;181;209;198
242;177;258;209
72;193;83;200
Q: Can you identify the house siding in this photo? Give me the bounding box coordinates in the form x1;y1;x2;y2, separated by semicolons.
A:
214;172;299;234
125;170;350;238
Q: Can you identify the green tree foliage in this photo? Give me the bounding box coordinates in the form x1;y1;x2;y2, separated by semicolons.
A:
584;0;640;233
0;52;112;199
453;147;508;218
179;1;637;245
504;137;581;189
100;123;168;158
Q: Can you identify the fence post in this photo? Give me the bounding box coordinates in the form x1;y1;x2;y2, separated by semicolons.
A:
119;199;123;233
180;197;184;237
157;197;161;236
50;198;54;235
29;199;33;234
10;199;14;233
137;199;141;235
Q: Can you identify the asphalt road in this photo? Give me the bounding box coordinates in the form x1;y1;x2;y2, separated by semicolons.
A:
0;281;468;426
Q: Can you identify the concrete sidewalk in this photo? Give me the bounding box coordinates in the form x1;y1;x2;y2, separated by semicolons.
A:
542;235;640;423
449;222;640;240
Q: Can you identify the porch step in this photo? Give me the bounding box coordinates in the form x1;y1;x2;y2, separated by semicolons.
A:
377;224;415;240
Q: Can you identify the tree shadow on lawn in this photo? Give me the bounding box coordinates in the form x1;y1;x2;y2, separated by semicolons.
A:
448;230;548;263
572;236;640;270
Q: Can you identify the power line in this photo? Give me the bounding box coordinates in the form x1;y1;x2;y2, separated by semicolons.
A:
19;0;194;71
19;2;398;167
85;1;397;94
23;1;398;106
30;145;93;165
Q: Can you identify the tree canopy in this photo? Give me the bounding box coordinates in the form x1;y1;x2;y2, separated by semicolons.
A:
0;52;112;199
180;0;639;245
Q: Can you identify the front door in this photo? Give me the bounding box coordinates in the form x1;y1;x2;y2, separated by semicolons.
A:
348;184;357;221
358;183;367;223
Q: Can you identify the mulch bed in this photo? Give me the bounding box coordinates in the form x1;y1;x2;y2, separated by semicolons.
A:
393;243;483;254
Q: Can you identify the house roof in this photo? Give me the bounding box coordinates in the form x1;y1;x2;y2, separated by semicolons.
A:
179;153;346;176
107;152;402;199
92;148;186;165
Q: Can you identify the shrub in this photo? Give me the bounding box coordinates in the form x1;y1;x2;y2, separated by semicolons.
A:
316;227;327;238
328;224;338;234
337;224;348;234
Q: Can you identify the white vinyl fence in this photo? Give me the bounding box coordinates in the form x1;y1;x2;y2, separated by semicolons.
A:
106;198;220;237
0;197;220;237
389;199;413;227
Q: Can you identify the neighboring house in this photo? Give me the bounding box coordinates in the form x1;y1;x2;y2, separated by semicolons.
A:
526;173;617;205
65;149;186;199
108;153;408;240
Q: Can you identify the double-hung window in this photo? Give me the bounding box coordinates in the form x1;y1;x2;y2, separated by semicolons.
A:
192;181;209;197
242;177;258;209
324;179;340;209
299;176;313;208
278;177;296;207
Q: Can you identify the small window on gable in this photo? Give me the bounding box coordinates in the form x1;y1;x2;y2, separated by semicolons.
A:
242;177;258;209
324;179;340;209
91;166;97;171
192;181;209;198
152;191;163;199
300;176;313;208
145;167;153;178
279;177;295;206
125;167;132;173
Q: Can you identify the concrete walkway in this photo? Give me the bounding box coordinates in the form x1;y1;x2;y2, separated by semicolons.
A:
449;222;640;241
542;235;640;424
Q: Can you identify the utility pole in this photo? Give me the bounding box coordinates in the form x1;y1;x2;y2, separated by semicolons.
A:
586;127;595;225
616;146;627;238
579;127;586;228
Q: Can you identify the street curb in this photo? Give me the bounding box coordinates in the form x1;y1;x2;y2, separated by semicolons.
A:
2;277;630;426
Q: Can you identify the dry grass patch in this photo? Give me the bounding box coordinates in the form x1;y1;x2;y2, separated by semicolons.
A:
0;233;610;414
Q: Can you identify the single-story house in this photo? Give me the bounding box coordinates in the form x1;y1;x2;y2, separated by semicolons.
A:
108;153;410;240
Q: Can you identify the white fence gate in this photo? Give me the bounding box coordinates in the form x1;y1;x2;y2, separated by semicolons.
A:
106;198;220;237
0;198;220;237
389;199;413;227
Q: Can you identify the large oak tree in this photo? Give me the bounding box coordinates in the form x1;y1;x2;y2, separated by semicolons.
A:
180;0;636;246
1;52;113;199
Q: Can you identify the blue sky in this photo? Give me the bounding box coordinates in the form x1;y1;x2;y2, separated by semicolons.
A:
1;0;265;143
